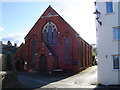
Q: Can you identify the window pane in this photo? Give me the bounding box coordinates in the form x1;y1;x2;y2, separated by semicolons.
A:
32;40;36;63
43;22;58;44
106;2;113;13
106;3;109;13
48;26;52;43
113;28;120;40
119;29;120;39
43;29;47;43
119;56;120;69
65;37;70;63
53;29;57;44
114;28;118;40
113;56;119;69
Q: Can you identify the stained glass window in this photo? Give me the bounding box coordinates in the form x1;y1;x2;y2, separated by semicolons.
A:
43;22;58;44
48;26;52;43
53;29;57;44
43;29;47;43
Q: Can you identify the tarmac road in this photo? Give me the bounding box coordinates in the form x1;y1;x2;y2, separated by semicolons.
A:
41;66;97;89
18;66;97;89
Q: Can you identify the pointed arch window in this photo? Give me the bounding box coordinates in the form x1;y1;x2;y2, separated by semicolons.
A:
21;50;24;61
65;36;70;63
43;22;58;45
53;29;57;44
43;29;47;43
31;39;36;63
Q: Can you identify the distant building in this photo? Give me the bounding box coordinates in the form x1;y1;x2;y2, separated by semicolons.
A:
2;41;18;70
2;41;17;54
94;0;120;85
14;6;92;73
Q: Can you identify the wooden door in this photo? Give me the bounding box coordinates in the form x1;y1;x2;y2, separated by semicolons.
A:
39;54;47;72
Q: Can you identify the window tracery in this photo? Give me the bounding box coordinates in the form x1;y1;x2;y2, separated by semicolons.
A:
43;22;57;44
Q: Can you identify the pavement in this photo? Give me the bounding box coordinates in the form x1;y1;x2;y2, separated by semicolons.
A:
18;66;98;89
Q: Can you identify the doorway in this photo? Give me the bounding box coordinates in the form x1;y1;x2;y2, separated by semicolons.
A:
39;54;47;72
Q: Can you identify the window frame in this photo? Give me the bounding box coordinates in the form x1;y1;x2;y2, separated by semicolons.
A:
42;22;58;45
112;55;120;70
65;36;70;63
53;29;57;44
113;27;120;41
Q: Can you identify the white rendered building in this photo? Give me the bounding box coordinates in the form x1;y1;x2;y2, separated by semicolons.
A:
94;0;120;85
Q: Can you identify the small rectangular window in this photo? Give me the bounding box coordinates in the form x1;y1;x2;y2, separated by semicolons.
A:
106;2;113;14
113;28;120;40
112;55;120;70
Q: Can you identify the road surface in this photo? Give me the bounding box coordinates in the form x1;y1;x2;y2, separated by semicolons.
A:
18;66;97;89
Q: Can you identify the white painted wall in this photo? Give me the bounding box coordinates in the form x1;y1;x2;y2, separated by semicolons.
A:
96;0;120;85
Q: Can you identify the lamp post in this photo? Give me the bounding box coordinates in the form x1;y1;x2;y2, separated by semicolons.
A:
94;9;102;26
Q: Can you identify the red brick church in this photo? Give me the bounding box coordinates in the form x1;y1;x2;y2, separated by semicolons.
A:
14;5;92;73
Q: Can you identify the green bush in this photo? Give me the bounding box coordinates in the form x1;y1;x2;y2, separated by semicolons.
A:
93;60;95;66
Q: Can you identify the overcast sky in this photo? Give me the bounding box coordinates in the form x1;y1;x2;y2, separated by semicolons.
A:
0;0;96;46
